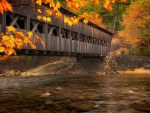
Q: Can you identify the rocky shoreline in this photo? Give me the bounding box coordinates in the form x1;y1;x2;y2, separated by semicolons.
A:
1;55;150;77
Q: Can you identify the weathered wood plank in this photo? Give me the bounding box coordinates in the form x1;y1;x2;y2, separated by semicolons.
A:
47;34;52;51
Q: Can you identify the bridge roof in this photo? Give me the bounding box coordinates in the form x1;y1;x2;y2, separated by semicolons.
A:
60;7;114;36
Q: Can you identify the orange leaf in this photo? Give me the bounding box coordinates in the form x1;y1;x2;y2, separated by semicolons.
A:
37;15;42;20
121;0;126;3
0;0;12;14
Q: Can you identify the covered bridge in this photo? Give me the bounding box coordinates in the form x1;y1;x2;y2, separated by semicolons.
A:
0;0;114;57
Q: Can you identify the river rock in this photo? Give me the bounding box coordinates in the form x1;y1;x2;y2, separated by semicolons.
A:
70;102;96;111
40;92;51;98
45;100;53;105
89;70;96;74
144;64;150;69
130;100;150;112
15;71;21;76
9;70;15;76
55;87;62;91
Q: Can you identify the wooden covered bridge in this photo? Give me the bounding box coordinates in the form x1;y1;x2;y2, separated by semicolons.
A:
0;0;114;57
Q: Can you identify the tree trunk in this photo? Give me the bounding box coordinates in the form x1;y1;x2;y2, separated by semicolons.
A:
113;2;119;32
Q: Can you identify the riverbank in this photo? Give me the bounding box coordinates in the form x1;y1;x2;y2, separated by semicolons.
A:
117;68;150;74
1;54;150;76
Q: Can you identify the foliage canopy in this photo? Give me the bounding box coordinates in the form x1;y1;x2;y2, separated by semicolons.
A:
119;0;150;55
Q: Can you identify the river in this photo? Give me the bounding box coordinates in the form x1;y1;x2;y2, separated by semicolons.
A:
0;74;150;113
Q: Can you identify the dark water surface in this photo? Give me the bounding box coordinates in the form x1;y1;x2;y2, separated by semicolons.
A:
0;74;150;113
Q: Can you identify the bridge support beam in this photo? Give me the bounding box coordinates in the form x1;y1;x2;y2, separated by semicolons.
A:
1;12;6;33
76;55;82;62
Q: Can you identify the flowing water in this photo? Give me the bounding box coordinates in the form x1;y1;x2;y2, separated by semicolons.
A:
0;74;150;113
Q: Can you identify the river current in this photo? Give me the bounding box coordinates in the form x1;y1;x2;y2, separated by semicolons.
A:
0;74;150;113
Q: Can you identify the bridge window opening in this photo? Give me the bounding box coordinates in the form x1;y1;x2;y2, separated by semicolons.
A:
65;29;69;39
37;23;44;33
30;22;33;31
48;25;58;36
93;38;97;44
106;42;108;46
80;34;85;42
6;14;12;26
102;41;104;46
17;17;25;29
98;39;101;45
101;40;104;46
52;27;58;36
99;39;101;45
106;42;110;47
61;29;69;38
52;28;58;36
6;14;25;29
71;32;78;41
103;41;106;46
30;20;43;33
87;36;92;43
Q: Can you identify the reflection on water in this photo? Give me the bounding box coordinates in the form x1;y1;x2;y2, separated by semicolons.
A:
0;74;150;113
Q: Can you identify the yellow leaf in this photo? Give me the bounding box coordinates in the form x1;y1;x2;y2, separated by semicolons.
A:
37;9;42;13
42;16;47;21
27;31;33;38
36;0;42;5
7;26;16;32
73;18;78;24
103;0;110;9
68;21;73;26
56;1;61;8
46;17;51;22
83;19;88;24
0;47;5;52
64;17;69;23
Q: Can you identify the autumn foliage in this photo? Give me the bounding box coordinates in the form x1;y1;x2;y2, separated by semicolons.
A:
119;0;150;55
0;26;45;58
0;0;12;14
